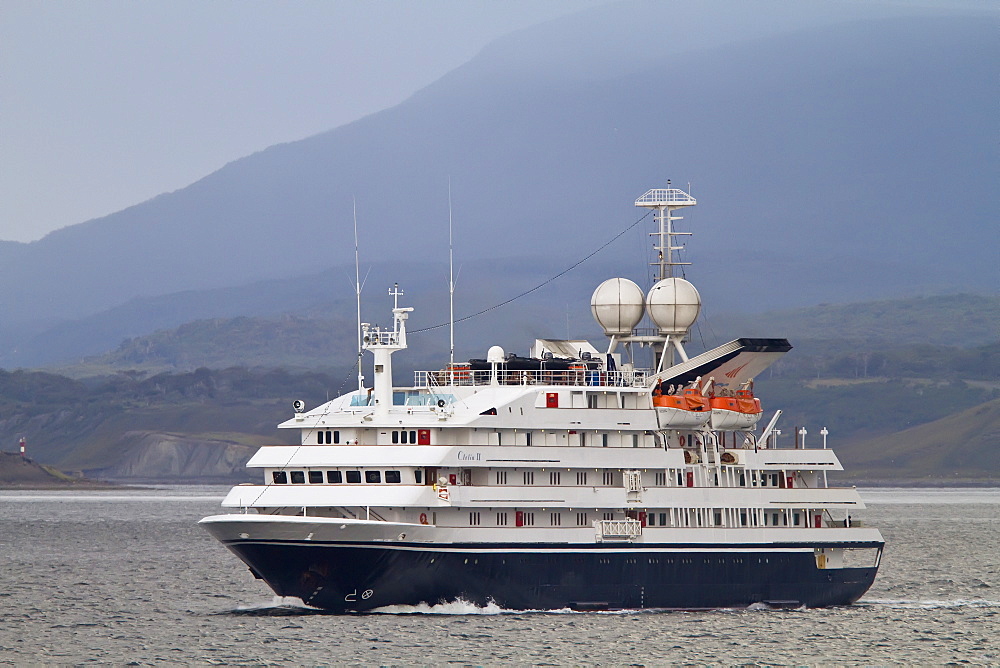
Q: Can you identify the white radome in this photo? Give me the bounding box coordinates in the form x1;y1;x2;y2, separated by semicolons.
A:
591;278;645;336
646;277;701;335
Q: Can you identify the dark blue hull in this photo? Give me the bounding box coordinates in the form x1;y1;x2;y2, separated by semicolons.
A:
221;540;882;612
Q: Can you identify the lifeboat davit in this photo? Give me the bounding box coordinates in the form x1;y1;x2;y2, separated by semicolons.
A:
653;387;711;428
709;389;763;430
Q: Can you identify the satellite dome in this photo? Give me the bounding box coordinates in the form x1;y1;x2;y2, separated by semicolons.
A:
487;345;506;363
646;278;701;335
591;278;645;336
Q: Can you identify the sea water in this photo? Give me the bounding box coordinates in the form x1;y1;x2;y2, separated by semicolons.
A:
0;486;997;665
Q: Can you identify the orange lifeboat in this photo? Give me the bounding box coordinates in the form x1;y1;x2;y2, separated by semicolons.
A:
710;388;763;430
653;386;711;428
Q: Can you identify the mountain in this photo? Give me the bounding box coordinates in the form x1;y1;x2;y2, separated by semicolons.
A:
0;451;114;489
833;398;1000;484
1;2;996;368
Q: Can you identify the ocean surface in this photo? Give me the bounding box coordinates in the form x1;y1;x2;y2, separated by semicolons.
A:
1;486;997;665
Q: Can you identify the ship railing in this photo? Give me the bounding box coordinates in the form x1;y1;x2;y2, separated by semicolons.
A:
414;368;649;388
364;329;399;346
593;519;643;542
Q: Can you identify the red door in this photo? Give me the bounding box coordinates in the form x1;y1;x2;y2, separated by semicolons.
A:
546;392;559;408
418;429;430;445
515;511;524;527
686;471;694;487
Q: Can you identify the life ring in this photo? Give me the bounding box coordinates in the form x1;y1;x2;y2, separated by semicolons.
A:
679;434;686;447
437;399;446;408
419;513;428;525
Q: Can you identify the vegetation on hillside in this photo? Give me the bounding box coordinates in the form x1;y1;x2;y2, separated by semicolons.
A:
0;367;352;469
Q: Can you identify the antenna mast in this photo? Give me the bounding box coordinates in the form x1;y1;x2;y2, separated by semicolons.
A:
642;179;697;282
448;179;456;372
353;198;364;392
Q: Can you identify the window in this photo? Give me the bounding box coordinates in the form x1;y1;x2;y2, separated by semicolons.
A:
408;430;416;444
549;471;561;485
602;433;609;447
550;513;561;526
576;471;588;485
648;513;656;526
308;471;323;484
576;512;589;526
497;512;509;526
603;470;614;486
740;511;748;526
385;470;401;483
655;471;666;486
659;513;667;526
523;471;534;485
715;511;723;526
588;394;598;409
346;471;361;483
326;470;342;483
603;512;615;521
580;432;586;447
632;434;639;448
272;471;287;484
366;470;382;483
391;431;399;444
290;471;305;484
495;471;507;485
522;512;535;526
469;512;481;526
315;430;338;445
414;469;423;484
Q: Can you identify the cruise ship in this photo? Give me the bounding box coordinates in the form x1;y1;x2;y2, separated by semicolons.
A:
200;186;884;612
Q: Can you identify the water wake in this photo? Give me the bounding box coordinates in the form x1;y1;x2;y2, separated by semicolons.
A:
862;598;1000;610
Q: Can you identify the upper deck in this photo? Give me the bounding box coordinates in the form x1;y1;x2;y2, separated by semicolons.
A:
414;367;650;389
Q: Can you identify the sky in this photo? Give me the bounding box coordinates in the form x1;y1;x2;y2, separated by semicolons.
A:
1;0;609;244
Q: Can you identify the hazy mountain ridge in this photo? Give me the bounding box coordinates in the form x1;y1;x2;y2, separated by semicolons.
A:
0;7;995;362
3;292;995;483
60;292;998;376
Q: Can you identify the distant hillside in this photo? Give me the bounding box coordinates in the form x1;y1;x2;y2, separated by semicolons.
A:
833;398;1000;484
52;293;999;380
0;451;115;489
1;5;995;369
707;294;1000;349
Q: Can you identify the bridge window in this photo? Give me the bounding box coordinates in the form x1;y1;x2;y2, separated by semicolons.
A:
385;470;401;483
290;471;305;484
365;470;381;483
308;471;323;484
326;471;342;483
414;469;423;484
271;471;287;484
346;471;361;483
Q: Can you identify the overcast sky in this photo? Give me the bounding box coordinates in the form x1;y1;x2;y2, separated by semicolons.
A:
1;1;609;243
